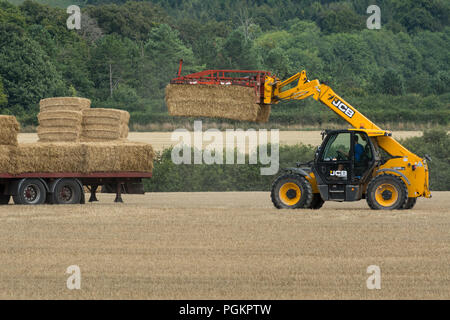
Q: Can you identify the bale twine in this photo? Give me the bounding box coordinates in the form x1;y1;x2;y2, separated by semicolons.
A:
0;115;20;146
40;97;91;112
165;84;267;122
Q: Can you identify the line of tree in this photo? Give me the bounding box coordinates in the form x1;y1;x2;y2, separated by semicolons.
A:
0;0;449;127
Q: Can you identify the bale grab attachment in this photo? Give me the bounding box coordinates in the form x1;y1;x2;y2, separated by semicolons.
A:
165;60;272;122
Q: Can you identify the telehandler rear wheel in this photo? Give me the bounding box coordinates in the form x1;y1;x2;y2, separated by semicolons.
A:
366;174;407;210
271;174;313;209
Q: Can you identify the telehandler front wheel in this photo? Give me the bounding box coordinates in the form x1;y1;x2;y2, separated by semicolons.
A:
366;174;408;210
271;174;313;209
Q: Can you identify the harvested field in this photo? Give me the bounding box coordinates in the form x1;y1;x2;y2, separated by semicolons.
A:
0;191;448;299
17;131;426;151
166;84;268;122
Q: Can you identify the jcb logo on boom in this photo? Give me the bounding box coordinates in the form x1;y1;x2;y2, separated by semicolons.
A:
330;170;347;177
331;97;355;118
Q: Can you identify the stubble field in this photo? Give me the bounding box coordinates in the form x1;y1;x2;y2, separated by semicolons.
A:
0;191;448;299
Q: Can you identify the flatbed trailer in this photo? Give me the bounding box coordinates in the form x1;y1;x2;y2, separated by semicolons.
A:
0;172;152;205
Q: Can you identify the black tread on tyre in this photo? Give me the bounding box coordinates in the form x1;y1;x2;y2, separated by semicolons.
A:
402;197;417;209
309;193;324;209
13;179;47;205
271;174;313;209
52;178;82;204
366;174;408;210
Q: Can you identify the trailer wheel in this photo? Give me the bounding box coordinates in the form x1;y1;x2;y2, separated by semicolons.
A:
13;179;47;205
0;194;10;205
52;179;82;204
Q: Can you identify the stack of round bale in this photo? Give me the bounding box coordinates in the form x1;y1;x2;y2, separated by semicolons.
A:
38;97;91;142
81;108;130;142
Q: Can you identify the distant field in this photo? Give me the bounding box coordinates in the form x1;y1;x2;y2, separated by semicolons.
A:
18;131;424;151
0;191;448;299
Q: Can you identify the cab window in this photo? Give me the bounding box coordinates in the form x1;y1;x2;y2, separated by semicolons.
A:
321;133;350;161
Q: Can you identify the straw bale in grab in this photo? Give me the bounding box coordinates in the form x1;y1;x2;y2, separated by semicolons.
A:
165;84;267;122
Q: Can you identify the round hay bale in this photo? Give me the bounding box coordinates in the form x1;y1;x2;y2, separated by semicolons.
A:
38;110;82;128
40;97;91;110
37;126;80;142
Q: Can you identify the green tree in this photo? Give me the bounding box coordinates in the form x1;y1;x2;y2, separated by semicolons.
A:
0;75;8;108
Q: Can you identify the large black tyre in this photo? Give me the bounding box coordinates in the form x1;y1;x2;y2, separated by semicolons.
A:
366;174;408;210
13;179;47;205
402;197;417;210
51;179;82;204
0;194;10;204
271;174;313;209
309;193;324;209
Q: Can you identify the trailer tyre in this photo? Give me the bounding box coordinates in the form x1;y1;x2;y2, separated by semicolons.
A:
13;179;47;205
52;179;82;204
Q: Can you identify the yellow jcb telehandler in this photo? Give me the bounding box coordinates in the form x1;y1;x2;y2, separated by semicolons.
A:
166;63;431;210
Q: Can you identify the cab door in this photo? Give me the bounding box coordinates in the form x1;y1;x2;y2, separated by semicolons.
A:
316;132;353;184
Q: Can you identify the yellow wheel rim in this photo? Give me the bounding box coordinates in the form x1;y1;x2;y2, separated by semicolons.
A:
375;183;399;207
279;182;301;206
